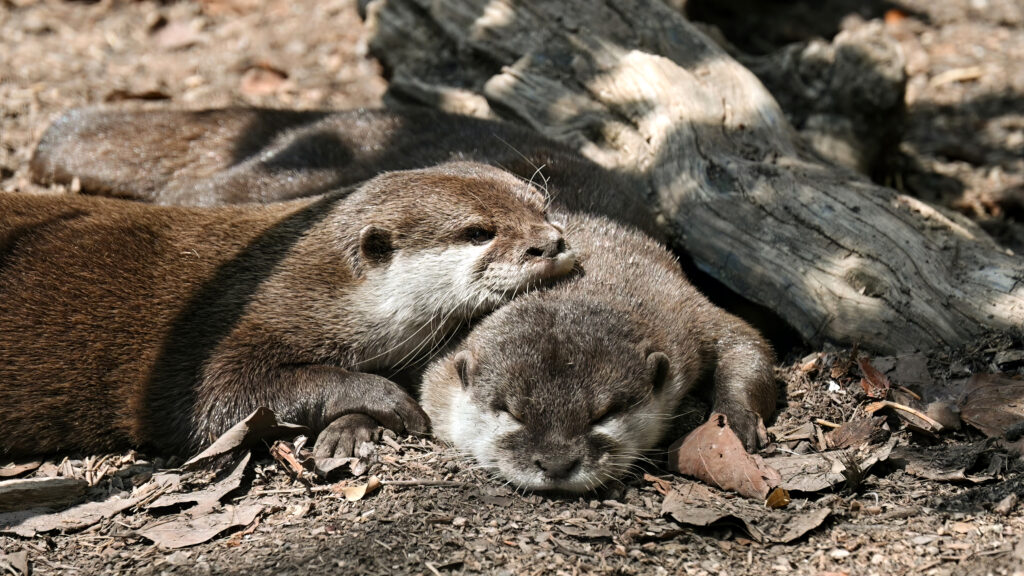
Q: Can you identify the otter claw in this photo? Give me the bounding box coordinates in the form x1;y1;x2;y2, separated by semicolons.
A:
314;414;381;458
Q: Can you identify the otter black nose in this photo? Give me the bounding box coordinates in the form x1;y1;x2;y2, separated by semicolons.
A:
525;236;567;259
534;456;580;480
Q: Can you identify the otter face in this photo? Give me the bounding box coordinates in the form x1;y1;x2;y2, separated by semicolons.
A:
422;300;680;494
349;163;576;366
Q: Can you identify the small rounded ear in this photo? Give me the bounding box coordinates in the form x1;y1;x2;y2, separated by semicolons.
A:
453;350;477;389
359;225;393;263
646;351;671;392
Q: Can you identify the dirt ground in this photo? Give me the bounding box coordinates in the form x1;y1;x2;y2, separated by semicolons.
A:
1;1;1023;575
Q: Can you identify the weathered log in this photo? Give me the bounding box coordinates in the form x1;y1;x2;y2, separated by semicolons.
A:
364;0;1024;353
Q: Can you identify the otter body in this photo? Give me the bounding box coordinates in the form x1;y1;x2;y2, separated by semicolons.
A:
0;162;574;457
31;107;658;237
422;211;776;493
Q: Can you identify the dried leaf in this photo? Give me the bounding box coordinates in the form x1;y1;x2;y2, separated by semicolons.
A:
0;551;28;576
857;357;891;399
960;374;1024;438
826;417;889;449
766;438;896;493
765;487;791;509
334;476;381;502
0;477;87;513
184;407;306;469
137;503;263;549
0;461;41;479
643;473;673;495
668;413;781;500
0;493;140;537
147;452;250;512
660;490;829;543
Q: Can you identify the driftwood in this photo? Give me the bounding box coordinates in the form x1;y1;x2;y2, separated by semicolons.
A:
364;0;1024;353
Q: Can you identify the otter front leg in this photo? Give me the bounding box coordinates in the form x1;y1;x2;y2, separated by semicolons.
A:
260;366;430;457
707;321;777;452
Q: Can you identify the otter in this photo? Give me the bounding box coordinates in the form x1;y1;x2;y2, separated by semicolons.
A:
421;211;776;494
0;162;575;458
30;107;658;236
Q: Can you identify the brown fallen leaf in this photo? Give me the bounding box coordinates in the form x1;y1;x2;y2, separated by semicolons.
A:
643;473;673;495
0;461;41;479
147;452;251;512
0;493;141;537
766;438;896;493
333;476;382;501
660;490;830;543
184;407;307;469
858;356;891;399
668;413;781;500
0;550;28;576
137;503;263;549
826;416;889;449
765;487;791;509
960;374;1024;438
888;443;996;483
0;477;87;513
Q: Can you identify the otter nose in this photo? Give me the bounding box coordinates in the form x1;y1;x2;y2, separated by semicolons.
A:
524;234;567;259
534;455;580;480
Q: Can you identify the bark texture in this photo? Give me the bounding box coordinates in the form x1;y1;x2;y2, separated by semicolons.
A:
365;0;1024;353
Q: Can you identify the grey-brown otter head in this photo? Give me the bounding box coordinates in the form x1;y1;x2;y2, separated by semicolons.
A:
322;162;576;368
421;298;686;494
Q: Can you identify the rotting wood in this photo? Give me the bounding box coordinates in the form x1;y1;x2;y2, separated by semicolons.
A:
365;0;1024;353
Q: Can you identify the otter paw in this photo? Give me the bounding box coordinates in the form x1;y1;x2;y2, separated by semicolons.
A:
314;414;381;459
720;409;767;453
361;382;432;436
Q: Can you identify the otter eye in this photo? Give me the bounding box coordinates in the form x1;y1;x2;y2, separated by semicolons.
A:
463;227;495;245
591;404;622;426
492;401;523;422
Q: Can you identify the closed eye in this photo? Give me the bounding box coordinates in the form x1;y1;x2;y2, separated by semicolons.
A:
462;227;495;245
491;401;523;423
591;404;623;426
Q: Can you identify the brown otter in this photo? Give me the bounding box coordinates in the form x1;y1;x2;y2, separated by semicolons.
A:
421;211;776;493
30;107;658;236
0;162;575;458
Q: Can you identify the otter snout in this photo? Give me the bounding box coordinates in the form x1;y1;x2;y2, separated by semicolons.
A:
524;234;567;260
534;454;581;481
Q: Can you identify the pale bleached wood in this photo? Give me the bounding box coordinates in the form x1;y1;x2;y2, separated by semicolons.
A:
366;0;1024;353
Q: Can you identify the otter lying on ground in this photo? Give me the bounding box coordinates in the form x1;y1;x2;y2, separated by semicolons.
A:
25;107;777;491
30;107;657;236
422;211;776;493
0;162;574;458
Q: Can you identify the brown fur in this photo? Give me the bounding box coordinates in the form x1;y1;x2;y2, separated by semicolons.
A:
421;210;776;492
0;162;571;457
30;107;658;237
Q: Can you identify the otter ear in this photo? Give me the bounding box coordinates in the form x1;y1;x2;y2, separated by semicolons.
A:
453;350;477;389
359;225;393;264
646;351;671;392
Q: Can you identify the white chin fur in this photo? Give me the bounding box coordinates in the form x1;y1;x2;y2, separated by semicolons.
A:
351;243;499;368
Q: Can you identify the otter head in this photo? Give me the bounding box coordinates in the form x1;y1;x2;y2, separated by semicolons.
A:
352;161;574;305
422;298;683;494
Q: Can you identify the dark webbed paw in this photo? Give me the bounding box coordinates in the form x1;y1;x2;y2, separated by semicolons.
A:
314;413;381;458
